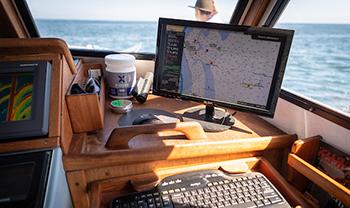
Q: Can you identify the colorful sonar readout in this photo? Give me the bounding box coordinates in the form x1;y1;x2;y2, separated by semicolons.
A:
0;73;33;122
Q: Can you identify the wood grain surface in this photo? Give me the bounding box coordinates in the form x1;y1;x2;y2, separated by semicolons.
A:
288;153;350;207
89;157;310;208
67;94;289;155
106;121;207;149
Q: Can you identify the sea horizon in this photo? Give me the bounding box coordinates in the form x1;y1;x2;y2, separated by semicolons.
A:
35;18;350;25
34;19;350;114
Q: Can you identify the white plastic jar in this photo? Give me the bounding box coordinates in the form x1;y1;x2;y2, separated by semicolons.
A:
105;54;136;99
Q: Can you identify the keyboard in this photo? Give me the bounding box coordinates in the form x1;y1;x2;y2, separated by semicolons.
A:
110;170;291;208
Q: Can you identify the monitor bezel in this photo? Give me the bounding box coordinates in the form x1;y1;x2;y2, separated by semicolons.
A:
0;61;51;140
0;150;52;207
153;18;294;117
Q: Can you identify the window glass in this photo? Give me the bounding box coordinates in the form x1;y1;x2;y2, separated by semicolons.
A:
276;0;350;114
27;0;237;53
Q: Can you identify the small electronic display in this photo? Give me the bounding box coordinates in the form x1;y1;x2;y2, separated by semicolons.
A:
0;61;51;140
154;18;294;118
0;150;52;207
0;163;34;202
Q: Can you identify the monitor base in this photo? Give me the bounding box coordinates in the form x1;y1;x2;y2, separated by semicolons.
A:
182;105;235;132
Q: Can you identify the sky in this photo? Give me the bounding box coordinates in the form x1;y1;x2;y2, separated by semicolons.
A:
27;0;350;23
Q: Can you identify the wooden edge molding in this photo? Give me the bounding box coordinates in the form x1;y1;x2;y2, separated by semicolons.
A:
291;136;321;156
89;182;102;208
0;53;67;151
66;170;90;208
0;38;77;74
0;0;29;38
64;134;297;171
287;135;321;191
86;157;308;208
288;153;350;207
259;158;311;207
87;157;261;207
0;137;59;154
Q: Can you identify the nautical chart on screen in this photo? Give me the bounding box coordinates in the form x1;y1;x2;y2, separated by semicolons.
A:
179;27;281;108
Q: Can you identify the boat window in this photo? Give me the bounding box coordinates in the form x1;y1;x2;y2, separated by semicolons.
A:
26;0;238;53
276;0;350;114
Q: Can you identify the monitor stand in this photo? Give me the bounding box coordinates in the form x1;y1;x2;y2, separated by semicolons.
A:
182;104;235;132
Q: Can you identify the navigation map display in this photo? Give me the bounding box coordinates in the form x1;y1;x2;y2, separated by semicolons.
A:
154;18;293;117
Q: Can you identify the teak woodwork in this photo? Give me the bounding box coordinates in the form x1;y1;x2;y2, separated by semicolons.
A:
288;153;350;207
287;136;321;191
66;62;105;133
89;157;310;208
64;89;298;207
0;39;76;154
66;94;294;154
0;0;29;38
1;38;332;208
242;0;271;26
0;38;77;74
0;137;59;154
106;121;208;149
64;134;296;171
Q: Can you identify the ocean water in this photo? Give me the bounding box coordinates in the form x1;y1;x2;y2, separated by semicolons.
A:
36;19;158;52
36;19;350;114
277;23;350;114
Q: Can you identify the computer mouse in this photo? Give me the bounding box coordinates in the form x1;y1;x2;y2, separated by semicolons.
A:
132;114;163;125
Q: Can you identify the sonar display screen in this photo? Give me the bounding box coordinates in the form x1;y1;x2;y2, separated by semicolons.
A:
0;72;33;123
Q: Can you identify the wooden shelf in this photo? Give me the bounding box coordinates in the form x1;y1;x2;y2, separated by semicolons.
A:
64;134;296;171
0;40;302;208
66;95;293;155
63;93;297;207
0;137;60;154
63;95;297;172
288;153;350;207
55;56;302;207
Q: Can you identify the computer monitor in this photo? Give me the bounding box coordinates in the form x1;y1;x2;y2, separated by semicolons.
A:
153;18;294;131
0;61;51;140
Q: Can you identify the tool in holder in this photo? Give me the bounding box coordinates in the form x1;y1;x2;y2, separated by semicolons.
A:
132;72;154;104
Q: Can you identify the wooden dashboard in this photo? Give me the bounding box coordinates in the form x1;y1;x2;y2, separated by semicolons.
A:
2;38;349;208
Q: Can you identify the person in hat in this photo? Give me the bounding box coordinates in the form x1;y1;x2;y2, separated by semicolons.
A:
189;0;223;23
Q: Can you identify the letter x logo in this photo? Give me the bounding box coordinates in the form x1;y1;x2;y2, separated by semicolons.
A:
118;75;125;83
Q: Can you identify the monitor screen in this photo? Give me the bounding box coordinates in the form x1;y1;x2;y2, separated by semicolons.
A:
154;18;294;117
0;72;34;122
0;61;51;140
0;163;34;202
0;150;52;207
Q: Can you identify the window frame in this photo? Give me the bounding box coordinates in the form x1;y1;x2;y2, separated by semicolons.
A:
15;0;350;130
14;0;39;37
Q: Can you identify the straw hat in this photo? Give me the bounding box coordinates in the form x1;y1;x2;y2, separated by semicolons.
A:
188;0;215;12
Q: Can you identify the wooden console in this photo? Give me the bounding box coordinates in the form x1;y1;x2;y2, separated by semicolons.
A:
5;38;340;208
0;39;307;208
0;38;76;154
89;157;309;208
63;88;299;207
